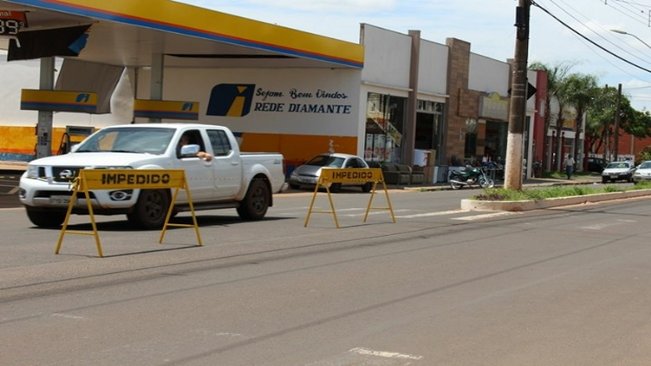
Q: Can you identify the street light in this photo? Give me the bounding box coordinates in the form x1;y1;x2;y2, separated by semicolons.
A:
611;29;651;50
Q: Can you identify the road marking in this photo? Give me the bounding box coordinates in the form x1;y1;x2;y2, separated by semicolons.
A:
52;313;86;320
397;209;467;218
453;211;521;221
8;187;19;194
349;347;423;360
581;219;637;230
215;332;244;338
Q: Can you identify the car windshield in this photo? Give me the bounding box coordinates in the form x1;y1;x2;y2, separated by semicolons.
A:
76;127;175;154
605;162;630;169
638;161;651;169
305;155;345;168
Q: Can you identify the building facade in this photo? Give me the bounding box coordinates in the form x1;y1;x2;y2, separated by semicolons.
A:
0;12;546;182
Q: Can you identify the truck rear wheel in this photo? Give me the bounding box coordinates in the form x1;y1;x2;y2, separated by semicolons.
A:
127;189;170;229
26;208;66;228
237;178;270;221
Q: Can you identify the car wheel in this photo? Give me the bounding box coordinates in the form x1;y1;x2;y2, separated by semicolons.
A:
127;189;170;229
602;177;608;183
329;183;341;193
26;208;66;228
289;183;301;190
361;182;373;193
237;178;270;221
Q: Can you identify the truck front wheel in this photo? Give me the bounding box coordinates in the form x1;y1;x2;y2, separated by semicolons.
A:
127;189;170;229
26;207;66;228
237;178;270;221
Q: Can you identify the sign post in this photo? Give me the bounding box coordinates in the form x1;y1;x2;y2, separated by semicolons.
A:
55;169;202;257
304;168;396;228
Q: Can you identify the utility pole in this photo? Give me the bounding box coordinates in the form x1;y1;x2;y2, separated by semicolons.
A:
614;83;621;161
504;0;530;190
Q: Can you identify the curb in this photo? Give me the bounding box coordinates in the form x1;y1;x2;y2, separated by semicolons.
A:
403;178;600;192
460;188;651;211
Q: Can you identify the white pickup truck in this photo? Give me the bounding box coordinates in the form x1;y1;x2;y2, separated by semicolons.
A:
19;123;286;228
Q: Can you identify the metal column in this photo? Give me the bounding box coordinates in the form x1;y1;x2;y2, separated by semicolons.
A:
149;52;164;123
35;57;55;158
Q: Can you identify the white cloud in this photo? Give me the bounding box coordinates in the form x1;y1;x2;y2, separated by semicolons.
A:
137;1;651;111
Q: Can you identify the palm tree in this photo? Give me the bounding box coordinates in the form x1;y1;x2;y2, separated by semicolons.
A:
528;61;572;172
563;73;598;170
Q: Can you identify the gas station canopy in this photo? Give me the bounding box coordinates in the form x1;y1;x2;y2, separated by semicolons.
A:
0;0;364;69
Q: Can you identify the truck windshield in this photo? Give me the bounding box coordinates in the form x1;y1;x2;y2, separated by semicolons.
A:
76;127;175;154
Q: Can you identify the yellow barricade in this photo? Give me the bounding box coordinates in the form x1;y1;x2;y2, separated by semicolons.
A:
304;168;396;228
55;169;202;257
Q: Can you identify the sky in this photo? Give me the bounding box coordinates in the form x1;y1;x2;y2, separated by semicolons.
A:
180;0;651;112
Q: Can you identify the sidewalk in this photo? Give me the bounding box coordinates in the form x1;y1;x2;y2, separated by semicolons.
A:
0;159;601;190
0;161;27;172
401;174;601;192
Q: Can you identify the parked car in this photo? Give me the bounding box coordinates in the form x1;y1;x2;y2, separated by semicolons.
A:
587;157;607;173
288;153;372;192
601;161;636;183
632;160;651;184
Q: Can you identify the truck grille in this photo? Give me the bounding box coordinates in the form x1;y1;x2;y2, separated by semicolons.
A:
52;167;82;182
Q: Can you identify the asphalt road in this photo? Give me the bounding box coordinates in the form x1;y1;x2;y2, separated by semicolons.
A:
2;183;651;365
0;170;20;208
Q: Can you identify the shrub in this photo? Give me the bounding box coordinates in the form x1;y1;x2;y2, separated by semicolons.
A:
474;183;644;201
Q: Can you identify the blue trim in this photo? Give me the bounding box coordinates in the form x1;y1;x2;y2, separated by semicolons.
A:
134;111;199;120
21;102;97;113
0;153;33;162
12;0;363;68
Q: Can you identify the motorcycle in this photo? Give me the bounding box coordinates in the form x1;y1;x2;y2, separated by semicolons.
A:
449;165;495;189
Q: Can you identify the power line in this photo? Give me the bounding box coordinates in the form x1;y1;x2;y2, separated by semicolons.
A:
545;0;651;65
532;0;651;73
606;0;648;25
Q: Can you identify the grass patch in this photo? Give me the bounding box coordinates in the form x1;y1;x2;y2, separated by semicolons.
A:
474;181;651;201
541;171;596;180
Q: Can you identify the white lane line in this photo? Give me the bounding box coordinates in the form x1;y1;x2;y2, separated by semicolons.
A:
453;211;521;221
397;209;467;218
214;332;244;338
349;347;423;360
581;219;637;230
8;186;19;194
52;313;86;320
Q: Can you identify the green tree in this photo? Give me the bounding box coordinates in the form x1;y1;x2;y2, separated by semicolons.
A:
528;61;573;172
586;86;651;159
563;73;598;165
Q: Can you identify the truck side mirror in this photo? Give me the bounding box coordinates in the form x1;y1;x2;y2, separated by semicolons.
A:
180;144;200;157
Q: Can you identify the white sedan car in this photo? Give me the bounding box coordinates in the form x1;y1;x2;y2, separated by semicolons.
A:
288;153;372;192
601;161;635;183
632;160;651;184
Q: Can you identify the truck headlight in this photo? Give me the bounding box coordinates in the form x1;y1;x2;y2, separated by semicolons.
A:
25;166;39;179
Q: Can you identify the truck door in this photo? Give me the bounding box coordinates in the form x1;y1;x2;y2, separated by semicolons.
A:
175;130;215;201
206;129;242;198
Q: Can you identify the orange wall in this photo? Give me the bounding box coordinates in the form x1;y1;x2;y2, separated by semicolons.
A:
240;132;358;169
0;126;358;166
0;126;85;158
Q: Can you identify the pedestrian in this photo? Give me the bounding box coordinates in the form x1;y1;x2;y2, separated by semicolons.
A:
564;154;575;179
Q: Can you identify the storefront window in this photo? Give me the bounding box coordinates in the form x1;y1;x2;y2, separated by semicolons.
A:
415;100;443;161
485;120;507;164
364;92;405;162
464;118;478;162
414;100;443;167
